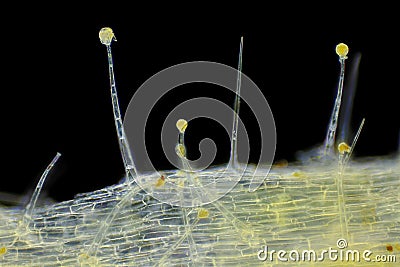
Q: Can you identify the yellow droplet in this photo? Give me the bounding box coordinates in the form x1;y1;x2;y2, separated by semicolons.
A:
338;142;351;154
292;171;305;178
176;119;188;133
336;43;349;59
78;253;98;265
197;208;209;219
99;27;116;45
0;246;7;256
176;170;186;176
177;179;185;188
176;144;186;158
78;253;90;261
155;175;166;187
395;243;400;251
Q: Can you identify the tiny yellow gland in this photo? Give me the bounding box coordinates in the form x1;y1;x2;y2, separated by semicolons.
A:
155;175;166;187
0;246;7;256
336;43;349;59
176;119;188;133
177;179;185;188
176;170;186;176
338;142;351;154
78;253;90;261
78;252;99;265
292;171;305;178
176;144;186;158
99;27;116;45
395;243;400;251
197;208;210;219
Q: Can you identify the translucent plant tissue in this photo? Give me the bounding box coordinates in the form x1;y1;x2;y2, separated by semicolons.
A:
0;27;399;266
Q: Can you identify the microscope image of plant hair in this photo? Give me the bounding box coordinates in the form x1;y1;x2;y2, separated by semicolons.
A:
0;28;399;267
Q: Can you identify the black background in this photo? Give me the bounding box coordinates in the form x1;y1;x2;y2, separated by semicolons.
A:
1;6;399;202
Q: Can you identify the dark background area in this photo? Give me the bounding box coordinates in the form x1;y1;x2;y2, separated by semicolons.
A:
1;7;398;202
